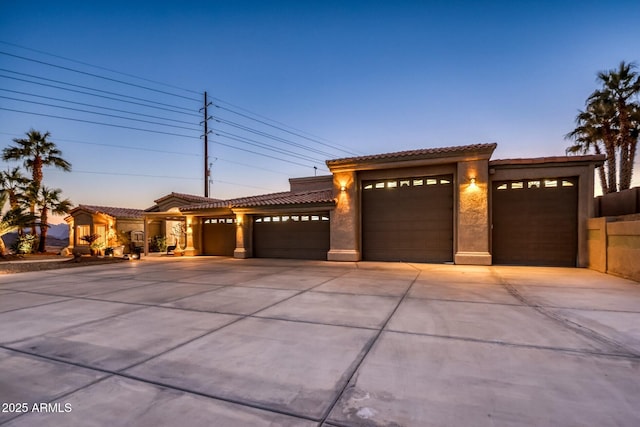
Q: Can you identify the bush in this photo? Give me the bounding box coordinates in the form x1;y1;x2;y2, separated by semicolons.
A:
149;235;167;252
11;234;39;254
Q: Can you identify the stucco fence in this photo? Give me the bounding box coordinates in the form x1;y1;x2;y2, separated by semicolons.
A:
588;215;640;282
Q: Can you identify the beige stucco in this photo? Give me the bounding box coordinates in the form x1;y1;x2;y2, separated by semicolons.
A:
455;160;491;265
328;171;360;261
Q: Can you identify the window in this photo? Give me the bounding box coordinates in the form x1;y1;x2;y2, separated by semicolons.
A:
399;179;410;187
273;216;281;222
528;180;540;189
311;215;320;221
562;180;574;187
413;179;424;186
544;179;558;188
255;218;262;223
426;178;438;185
375;182;385;189
131;231;144;242
440;178;451;184
511;182;524;189
364;184;373;190
76;225;90;245
387;181;397;188
496;183;508;190
301;215;310;221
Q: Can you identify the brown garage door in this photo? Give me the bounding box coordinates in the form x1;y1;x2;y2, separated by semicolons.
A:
362;175;454;263
253;213;330;260
492;178;578;266
202;217;236;256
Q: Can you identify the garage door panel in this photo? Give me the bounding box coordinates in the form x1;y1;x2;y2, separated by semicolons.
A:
254;214;330;260
202;218;236;256
362;175;453;263
492;178;578;266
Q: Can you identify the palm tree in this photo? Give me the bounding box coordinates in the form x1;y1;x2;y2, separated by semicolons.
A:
2;129;71;188
566;97;618;193
0;167;28;209
567;61;640;192
0;193;34;256
595;62;640;190
35;187;72;253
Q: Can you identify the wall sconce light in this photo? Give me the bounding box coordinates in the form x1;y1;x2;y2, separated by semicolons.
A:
469;177;477;187
340;184;347;192
236;217;243;226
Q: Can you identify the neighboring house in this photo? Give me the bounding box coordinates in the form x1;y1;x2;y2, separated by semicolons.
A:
142;143;604;267
65;205;144;254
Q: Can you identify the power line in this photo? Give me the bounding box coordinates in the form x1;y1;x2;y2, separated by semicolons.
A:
0;50;201;103
215;130;326;164
0;40;201;96
213;115;338;158
0;88;198;126
0;107;200;139
214;103;359;156
0;70;199;116
0;95;201;132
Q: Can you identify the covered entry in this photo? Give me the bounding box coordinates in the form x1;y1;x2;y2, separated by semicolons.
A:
202;217;236;256
361;174;454;262
492;177;578;266
253;213;330;260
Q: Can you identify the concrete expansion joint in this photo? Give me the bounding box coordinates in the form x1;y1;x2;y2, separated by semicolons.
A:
318;269;422;425
489;269;640;359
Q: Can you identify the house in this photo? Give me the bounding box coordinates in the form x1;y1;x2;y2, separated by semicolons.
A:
65;205;144;254
142;143;604;267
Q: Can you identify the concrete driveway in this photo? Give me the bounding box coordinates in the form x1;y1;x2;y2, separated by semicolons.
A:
0;258;638;426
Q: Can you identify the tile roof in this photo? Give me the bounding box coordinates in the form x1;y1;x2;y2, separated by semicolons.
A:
326;143;498;167
152;192;222;204
489;154;606;166
180;189;335;211
75;204;144;219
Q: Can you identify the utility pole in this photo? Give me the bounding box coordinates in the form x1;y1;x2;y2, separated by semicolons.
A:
201;91;212;197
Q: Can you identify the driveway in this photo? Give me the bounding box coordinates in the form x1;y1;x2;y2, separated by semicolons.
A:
0;258;639;426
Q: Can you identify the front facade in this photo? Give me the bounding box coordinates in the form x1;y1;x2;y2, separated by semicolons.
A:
142;143;603;267
65;205;145;254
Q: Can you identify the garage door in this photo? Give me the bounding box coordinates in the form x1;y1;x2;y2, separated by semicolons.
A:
253;213;330;260
492;178;578;266
362;175;454;263
202;217;236;256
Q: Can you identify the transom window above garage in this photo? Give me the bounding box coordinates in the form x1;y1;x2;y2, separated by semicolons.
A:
494;178;577;190
363;175;453;190
203;218;235;224
254;214;329;223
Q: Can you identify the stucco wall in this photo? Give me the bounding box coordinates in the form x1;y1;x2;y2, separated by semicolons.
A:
587;216;640;282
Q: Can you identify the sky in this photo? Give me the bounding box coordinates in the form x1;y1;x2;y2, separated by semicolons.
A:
1;0;639;223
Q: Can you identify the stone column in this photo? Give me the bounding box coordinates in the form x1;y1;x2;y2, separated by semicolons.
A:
455;160;492;265
234;213;252;258
183;215;197;256
328;171;361;261
143;218;149;257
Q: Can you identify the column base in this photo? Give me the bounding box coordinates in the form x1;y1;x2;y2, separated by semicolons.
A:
234;248;251;259
454;251;492;265
327;249;361;262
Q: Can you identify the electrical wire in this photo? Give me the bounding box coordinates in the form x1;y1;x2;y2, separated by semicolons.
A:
0;50;201;103
0;70;199;115
0;40;201;96
0;107;200;139
0;95;202;132
0;88;198;126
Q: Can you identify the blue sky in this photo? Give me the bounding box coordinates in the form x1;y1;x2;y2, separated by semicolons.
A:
1;0;639;222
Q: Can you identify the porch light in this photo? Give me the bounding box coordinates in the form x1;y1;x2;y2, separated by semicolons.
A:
469;177;477;187
340;184;347;192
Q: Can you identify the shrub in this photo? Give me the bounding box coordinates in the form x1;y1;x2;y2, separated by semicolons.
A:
149;235;167;252
12;234;38;254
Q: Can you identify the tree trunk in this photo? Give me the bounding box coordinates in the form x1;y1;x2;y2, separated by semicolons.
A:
0;236;7;257
597;165;608;194
38;208;48;253
604;142;617;193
